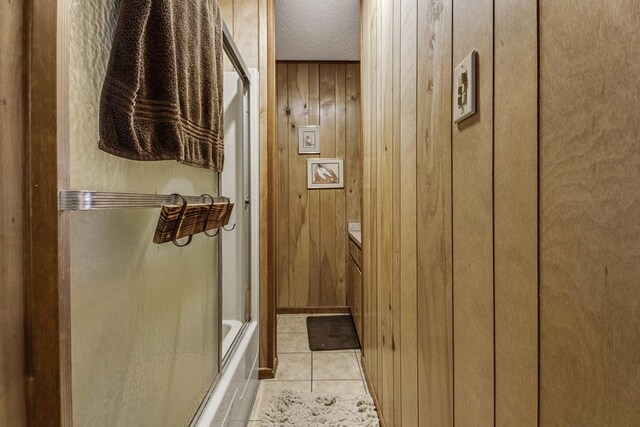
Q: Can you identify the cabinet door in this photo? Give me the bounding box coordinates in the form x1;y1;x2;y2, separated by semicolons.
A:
347;255;355;311
353;260;363;345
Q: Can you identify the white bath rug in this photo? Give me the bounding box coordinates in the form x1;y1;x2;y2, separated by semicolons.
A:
262;389;380;426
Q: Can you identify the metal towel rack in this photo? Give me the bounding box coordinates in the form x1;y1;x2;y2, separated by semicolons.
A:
58;190;228;211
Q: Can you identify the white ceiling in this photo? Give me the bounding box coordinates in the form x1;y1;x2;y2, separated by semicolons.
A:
275;0;360;61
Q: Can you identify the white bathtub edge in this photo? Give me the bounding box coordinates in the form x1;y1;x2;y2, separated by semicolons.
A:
193;320;259;427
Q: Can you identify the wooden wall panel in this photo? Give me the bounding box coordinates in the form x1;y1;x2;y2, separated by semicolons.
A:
335;65;348;307
416;0;453;425
288;63;310;307
362;0;380;396
0;0;27;423
276;63;290;307
391;0;402;424
494;0;538;425
377;0;394;419
362;0;455;425
362;0;542;425
345;64;361;223
539;1;640;424
275;62;361;309
319;63;338;306
452;0;495;424
308;64;321;307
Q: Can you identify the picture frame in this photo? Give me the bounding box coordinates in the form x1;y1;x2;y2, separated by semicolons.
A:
298;125;321;154
307;158;344;189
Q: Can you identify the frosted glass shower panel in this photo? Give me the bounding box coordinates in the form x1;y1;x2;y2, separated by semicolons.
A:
221;70;249;357
68;1;219;426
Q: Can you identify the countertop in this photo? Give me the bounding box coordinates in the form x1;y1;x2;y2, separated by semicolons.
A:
347;222;362;248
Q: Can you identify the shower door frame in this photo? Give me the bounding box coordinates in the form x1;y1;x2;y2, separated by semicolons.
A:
23;1;251;425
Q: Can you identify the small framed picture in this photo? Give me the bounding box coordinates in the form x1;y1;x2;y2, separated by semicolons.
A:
298;125;321;154
307;158;344;189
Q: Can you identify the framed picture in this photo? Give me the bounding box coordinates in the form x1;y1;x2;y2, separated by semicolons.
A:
298;125;320;154
307;158;344;189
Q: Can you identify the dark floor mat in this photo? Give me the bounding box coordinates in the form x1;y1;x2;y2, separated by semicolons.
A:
306;315;361;351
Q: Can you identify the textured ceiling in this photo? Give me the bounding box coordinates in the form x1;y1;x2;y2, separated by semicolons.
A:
276;0;360;61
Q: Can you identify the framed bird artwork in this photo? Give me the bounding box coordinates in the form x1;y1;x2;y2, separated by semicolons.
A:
307;158;344;189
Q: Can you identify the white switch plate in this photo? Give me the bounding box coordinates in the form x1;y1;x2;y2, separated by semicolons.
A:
453;50;478;124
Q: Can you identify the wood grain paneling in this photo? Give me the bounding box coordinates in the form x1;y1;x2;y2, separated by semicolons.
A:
288;63;310;307
539;1;640;424
276;63;290;307
391;0;402;424
398;0;418;425
362;0;542;425
308;63;321;307
452;0;495;424
319;63;338;306
361;0;455;425
24;0;73;424
494;0;538;425
0;0;27;424
345;64;362;223
416;0;453;425
335;65;348;308
275;62;361;309
361;0;379;396
377;0;394;419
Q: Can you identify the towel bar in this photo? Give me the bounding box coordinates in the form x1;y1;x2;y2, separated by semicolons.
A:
58;190;229;211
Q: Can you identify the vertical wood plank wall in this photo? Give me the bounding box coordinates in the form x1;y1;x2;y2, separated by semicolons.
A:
539;1;640;424
452;0;495;423
494;0;538;424
275;62;362;309
362;0;455;424
361;0;537;425
416;1;453;425
0;0;27;424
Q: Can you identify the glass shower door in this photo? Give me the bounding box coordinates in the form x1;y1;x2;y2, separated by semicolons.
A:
66;1;220;426
220;68;251;360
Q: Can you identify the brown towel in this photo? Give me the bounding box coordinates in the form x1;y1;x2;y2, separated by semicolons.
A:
99;0;224;171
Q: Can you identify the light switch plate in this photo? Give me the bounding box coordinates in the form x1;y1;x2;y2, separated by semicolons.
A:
453;50;478;124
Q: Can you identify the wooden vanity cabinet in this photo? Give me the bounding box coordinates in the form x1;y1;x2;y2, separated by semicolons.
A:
347;237;363;345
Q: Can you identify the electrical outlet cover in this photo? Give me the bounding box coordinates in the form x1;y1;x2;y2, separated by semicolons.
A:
453;50;478;124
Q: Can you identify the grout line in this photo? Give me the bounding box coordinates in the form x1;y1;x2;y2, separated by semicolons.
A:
311;352;314;391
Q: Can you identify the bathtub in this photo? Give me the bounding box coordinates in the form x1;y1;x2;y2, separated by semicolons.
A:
222;319;244;358
194;320;259;426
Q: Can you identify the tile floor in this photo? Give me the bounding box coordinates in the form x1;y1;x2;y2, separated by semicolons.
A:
248;314;370;424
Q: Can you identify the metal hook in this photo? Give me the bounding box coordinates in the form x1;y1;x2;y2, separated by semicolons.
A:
201;193;221;237
221;196;236;232
171;194;193;247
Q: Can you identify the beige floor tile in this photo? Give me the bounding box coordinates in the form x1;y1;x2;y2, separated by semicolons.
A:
272;353;312;380
249;380;310;421
313;380;367;395
313;352;362;380
246;422;262;427
278;315;308;333
278;332;310;353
